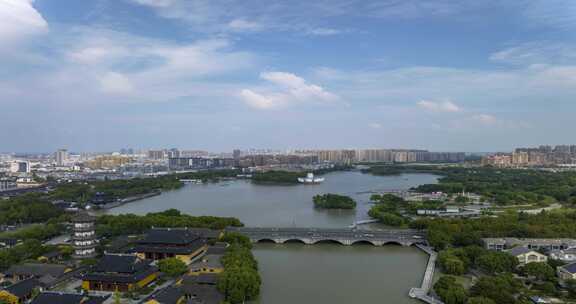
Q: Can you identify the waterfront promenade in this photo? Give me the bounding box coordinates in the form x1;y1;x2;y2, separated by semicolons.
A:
409;244;444;304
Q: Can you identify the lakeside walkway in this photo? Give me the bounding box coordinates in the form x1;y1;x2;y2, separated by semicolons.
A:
409;244;444;304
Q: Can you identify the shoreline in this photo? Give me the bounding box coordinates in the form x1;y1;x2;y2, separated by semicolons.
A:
409;244;443;304
96;191;162;210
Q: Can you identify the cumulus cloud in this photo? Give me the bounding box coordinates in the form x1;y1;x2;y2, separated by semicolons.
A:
99;72;134;95
0;0;48;45
0;27;258;107
240;72;339;109
417;99;461;113
239;89;276;110
227;19;262;32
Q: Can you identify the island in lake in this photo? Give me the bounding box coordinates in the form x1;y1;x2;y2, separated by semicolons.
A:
313;193;356;209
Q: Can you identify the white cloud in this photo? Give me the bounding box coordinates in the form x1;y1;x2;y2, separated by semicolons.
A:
68;46;122;64
241;71;339;110
311;66;347;81
0;27;258;108
490;42;576;65
99;72;134;95
227;19;262;32
523;0;576;30
239;89;276;110
306;28;344;36
530;65;576;87
125;0;501;35
131;0;174;7
417;99;461;113
471;114;497;125
369;122;382;129
0;0;48;45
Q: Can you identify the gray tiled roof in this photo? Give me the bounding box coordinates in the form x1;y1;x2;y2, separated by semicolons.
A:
4;263;67;278
561;262;576;274
3;278;40;298
507;246;533;256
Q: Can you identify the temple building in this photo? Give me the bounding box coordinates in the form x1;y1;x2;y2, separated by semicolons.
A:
81;254;157;292
71;213;97;259
134;228;209;264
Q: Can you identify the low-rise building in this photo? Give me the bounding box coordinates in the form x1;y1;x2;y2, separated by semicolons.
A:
81;254;157;292
37;250;66;263
135;228;209;264
143;286;185;304
507;247;547;266
189;255;224;276
557;262;576;282
0;238;20;249
180;274;224;304
206;243;227;256
30;292;109;304
483;238;576;252
0;278;41;304
2;263;70;287
549;248;576;262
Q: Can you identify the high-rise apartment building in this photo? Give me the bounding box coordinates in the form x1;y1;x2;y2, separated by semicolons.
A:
147;150;166;160
9;161;30;173
55;149;68;166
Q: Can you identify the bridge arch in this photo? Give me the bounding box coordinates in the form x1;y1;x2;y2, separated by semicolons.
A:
351;240;376;246
313;239;345;245
282;239;307;245
382;240;405;246
255;238;277;244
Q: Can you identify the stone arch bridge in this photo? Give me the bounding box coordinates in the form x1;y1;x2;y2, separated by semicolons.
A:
227;227;427;246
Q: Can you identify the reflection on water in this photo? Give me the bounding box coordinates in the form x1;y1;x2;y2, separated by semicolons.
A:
252;243;426;304
108;171;438;228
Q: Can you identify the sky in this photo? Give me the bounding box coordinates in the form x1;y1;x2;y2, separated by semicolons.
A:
1;0;576;153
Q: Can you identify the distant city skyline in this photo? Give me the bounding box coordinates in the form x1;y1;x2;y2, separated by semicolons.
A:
2;1;576;151
5;144;576;156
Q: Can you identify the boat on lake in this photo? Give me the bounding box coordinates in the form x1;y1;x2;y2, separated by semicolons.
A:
298;173;324;184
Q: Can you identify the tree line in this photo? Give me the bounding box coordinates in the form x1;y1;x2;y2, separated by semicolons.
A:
217;232;261;304
96;209;243;237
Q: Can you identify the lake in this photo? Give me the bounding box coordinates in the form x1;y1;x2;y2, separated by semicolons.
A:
107;171;439;303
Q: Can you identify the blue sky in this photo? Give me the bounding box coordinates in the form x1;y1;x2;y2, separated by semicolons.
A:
1;0;576;152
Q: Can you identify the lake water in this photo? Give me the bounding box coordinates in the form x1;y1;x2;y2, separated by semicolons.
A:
107;171;439;303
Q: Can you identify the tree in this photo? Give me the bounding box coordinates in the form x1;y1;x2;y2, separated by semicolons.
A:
220;232;252;249
370;194;381;202
467;297;496;304
438;251;466;275
114;291;122;304
158;258;187;277
522;262;555;282
434;276;467;304
455;196;469;204
565;279;576;299
218;243;261;303
217;266;261;303
469;274;522;304
476;252;518;274
444;257;466;275
313;194;356;209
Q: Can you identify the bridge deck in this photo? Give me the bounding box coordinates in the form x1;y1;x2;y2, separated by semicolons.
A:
228;227;427;246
